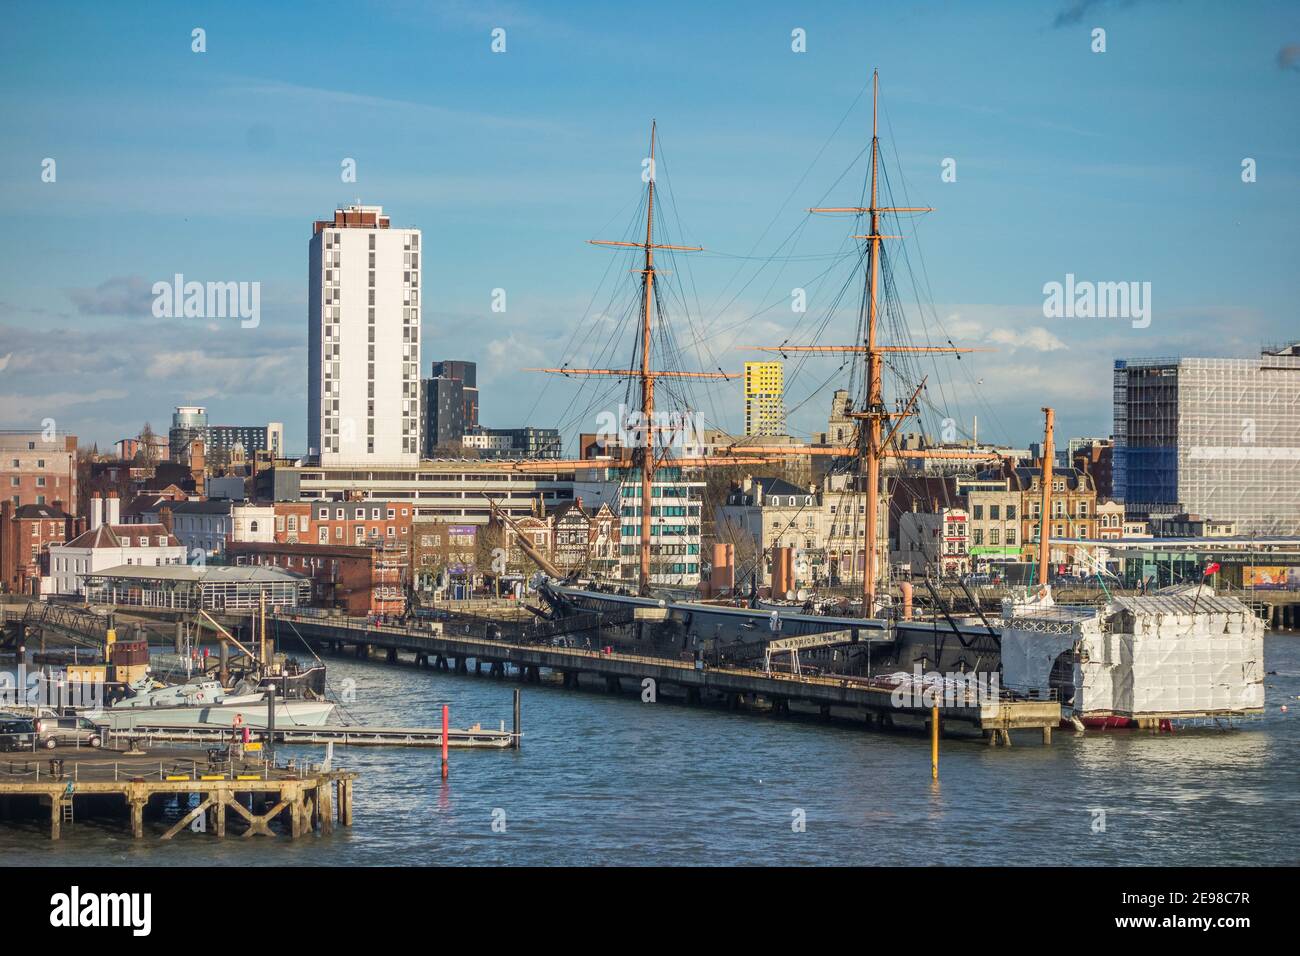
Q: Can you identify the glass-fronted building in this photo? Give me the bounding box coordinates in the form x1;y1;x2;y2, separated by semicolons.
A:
1114;344;1300;534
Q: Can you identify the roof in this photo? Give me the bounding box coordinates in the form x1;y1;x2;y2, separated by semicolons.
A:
121;493;177;518
162;500;234;515
12;504;68;520
728;477;816;506
1107;594;1251;616
62;524;181;549
548;500;590;522
86;564;307;584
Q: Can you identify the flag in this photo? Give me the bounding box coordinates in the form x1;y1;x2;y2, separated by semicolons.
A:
1204;562;1220;576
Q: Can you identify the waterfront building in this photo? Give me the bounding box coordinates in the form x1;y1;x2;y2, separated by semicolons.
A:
1113;343;1300;534
46;498;185;596
1096;499;1125;540
308;204;421;465
82;563;310;611
228;540;407;615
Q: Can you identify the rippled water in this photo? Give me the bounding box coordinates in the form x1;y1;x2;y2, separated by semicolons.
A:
10;635;1299;866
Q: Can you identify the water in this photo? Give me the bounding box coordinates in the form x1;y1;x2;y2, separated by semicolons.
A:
10;636;1299;866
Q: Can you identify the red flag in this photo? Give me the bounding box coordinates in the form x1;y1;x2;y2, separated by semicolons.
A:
1204;562;1220;576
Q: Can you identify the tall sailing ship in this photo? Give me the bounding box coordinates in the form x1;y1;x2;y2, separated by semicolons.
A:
510;73;1264;727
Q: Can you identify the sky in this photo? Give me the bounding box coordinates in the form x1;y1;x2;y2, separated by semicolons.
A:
1;0;1297;456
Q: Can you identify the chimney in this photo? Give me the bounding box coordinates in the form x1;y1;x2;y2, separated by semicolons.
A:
159;505;174;534
91;495;104;530
105;491;120;526
190;439;206;496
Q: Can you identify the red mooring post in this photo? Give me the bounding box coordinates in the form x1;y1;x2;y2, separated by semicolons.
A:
441;704;450;778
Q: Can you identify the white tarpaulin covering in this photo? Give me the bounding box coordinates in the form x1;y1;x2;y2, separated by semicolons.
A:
1001;591;1265;719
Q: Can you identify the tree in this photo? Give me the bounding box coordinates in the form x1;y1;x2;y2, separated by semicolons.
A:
137;422;160;467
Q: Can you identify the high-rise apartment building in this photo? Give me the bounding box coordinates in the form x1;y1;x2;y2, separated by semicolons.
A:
743;361;786;437
422;360;480;457
309;204;421;465
1113;344;1300;534
422;375;466;455
430;360;479;430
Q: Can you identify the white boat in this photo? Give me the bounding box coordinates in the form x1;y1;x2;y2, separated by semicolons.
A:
101;678;336;730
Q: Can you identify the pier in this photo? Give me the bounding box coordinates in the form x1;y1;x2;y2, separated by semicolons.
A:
0;746;355;841
274;612;1060;744
113;722;518;749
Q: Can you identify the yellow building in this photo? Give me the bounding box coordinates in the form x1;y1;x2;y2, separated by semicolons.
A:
743;361;786;437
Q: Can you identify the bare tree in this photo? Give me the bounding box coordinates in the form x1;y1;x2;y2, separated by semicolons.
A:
137;423;160;467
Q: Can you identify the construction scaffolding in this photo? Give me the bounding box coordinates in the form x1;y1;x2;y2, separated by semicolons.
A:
1114;347;1300;534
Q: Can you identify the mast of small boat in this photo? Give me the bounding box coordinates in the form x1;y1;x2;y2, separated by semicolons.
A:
259;589;268;673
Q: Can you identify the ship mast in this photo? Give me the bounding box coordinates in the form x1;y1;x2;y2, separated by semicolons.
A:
743;71;995;617
529;122;738;595
808;71;933;614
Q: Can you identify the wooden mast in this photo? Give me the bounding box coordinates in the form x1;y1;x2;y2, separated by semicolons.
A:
532;122;725;595
806;70;936;615
1037;407;1055;586
638;123;657;591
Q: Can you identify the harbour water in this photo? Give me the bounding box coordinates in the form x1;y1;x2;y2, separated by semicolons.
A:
9;634;1299;866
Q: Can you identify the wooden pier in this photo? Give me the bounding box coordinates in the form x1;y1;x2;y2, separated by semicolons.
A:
0;746;355;841
114;723;517;749
275;612;1061;743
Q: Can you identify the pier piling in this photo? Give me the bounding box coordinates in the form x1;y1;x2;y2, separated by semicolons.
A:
930;705;940;780
441;704;450;778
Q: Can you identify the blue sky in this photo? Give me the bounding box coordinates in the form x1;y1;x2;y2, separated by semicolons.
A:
1;0;1297;454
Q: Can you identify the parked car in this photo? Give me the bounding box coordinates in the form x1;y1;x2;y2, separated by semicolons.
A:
32;715;102;750
0;718;36;752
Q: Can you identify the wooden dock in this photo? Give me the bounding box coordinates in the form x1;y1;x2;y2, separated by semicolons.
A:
0;746;355;841
275;612;1061;744
112;723;517;749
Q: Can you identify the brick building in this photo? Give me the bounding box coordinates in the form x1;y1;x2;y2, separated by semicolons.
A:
1;431;78;513
0;501;74;595
411;521;478;588
273;499;413;548
227;540;407;616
